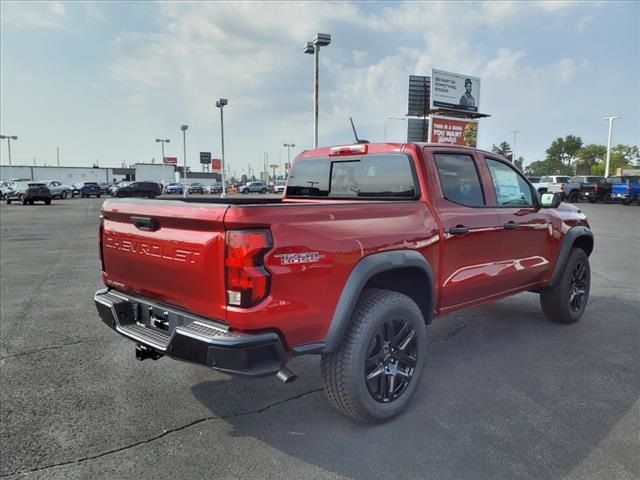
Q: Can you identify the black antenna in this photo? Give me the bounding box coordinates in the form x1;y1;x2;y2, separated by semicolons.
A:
349;117;370;144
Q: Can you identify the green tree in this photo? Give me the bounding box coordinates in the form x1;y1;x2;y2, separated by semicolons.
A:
491;141;512;160
591;144;639;176
525;160;548;176
575;144;607;175
545;135;583;175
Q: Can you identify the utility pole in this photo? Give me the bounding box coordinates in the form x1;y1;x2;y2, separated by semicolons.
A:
0;135;18;179
283;143;295;176
180;125;188;198
509;130;520;164
603;116;621;178
216;98;228;197
56;147;60;168
155;138;170;186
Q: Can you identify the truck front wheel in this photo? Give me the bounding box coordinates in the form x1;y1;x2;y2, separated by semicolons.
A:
321;288;427;423
540;248;590;324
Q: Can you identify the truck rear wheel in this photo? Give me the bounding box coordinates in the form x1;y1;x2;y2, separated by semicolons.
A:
540;248;590;324
321;289;427;423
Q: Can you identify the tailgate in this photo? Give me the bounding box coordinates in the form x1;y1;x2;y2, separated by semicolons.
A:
101;199;229;322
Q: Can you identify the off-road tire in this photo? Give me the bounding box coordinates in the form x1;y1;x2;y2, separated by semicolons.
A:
20;195;26;205
45;199;51;205
540;248;590;324
622;199;632;206
6;199;11;204
568;191;579;203
321;288;427;423
588;197;597;204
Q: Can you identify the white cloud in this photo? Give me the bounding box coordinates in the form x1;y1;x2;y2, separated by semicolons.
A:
1;0;67;29
578;13;593;32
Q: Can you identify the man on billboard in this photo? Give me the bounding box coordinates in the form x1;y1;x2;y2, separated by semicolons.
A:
459;79;476;107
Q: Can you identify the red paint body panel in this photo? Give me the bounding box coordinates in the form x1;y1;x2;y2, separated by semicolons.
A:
99;143;590;352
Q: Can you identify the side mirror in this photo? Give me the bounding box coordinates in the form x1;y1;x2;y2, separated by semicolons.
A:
540;192;562;208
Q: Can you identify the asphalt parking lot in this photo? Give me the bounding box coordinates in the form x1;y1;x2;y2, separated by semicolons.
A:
1;198;638;480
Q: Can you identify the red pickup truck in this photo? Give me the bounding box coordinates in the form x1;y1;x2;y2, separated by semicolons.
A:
95;143;593;422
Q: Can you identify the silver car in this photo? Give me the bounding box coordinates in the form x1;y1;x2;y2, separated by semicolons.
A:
44;180;72;199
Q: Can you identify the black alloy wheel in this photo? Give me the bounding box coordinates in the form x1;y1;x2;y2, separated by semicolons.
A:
569;260;588;312
365;318;418;403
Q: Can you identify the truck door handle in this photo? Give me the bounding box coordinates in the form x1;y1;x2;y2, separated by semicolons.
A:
503;221;518;230
449;225;469;235
131;216;158;231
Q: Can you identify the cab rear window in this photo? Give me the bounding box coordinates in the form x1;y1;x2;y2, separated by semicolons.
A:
286;154;418;199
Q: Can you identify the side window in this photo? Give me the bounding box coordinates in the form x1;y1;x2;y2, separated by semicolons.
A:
433;153;484;206
485;158;534;206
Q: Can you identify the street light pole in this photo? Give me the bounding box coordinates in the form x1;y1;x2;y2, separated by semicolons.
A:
56;147;60;169
509;130;520;164
180;125;188;198
283;143;295;175
216;98;228;198
155;138;170;186
304;33;331;149
0;135;18;179
603;116;621;178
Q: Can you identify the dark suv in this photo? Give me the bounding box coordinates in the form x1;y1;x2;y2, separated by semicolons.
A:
6;182;52;205
72;182;102;198
113;181;162;198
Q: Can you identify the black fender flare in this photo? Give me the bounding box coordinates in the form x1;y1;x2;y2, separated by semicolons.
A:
548;226;593;287
321;250;434;354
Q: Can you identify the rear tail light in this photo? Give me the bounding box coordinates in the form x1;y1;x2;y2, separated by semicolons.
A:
329;144;368;156
560;184;565;190
594;184;600;193
99;215;105;271
225;229;272;307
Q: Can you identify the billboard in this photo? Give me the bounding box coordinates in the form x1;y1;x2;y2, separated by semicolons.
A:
429;116;479;147
407;118;429;142
163;157;177;165
200;152;212;164
211;159;221;170
407;75;431;117
431;69;480;113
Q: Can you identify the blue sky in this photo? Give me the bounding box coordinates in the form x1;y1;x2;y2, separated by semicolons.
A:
1;1;638;177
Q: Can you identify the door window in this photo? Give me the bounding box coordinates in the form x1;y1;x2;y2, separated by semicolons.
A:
433;153;485;206
485;158;534;206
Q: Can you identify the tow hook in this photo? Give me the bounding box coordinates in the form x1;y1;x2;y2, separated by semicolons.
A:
135;344;164;361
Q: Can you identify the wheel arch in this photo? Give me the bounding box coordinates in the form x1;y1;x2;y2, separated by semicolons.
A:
548;226;593;287
322;250;434;354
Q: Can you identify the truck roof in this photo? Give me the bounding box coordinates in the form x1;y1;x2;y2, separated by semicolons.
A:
298;142;509;162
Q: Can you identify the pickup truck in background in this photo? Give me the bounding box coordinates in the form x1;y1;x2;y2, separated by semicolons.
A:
611;175;640;205
545;175;575;201
95;143;594;422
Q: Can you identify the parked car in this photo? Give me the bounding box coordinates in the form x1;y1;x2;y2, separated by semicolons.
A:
543;176;573;200
71;182;102;198
112;181;162;198
188;183;205;194
98;182;112;194
574;176;611;203
610;176;640;205
273;180;286;194
44;180;72;199
6;182;52;205
555;176;606;203
1;180;17;199
109;181;130;195
95;143;593;423
207;184;223;194
240;181;268;194
164;183;184;194
527;176;545;194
